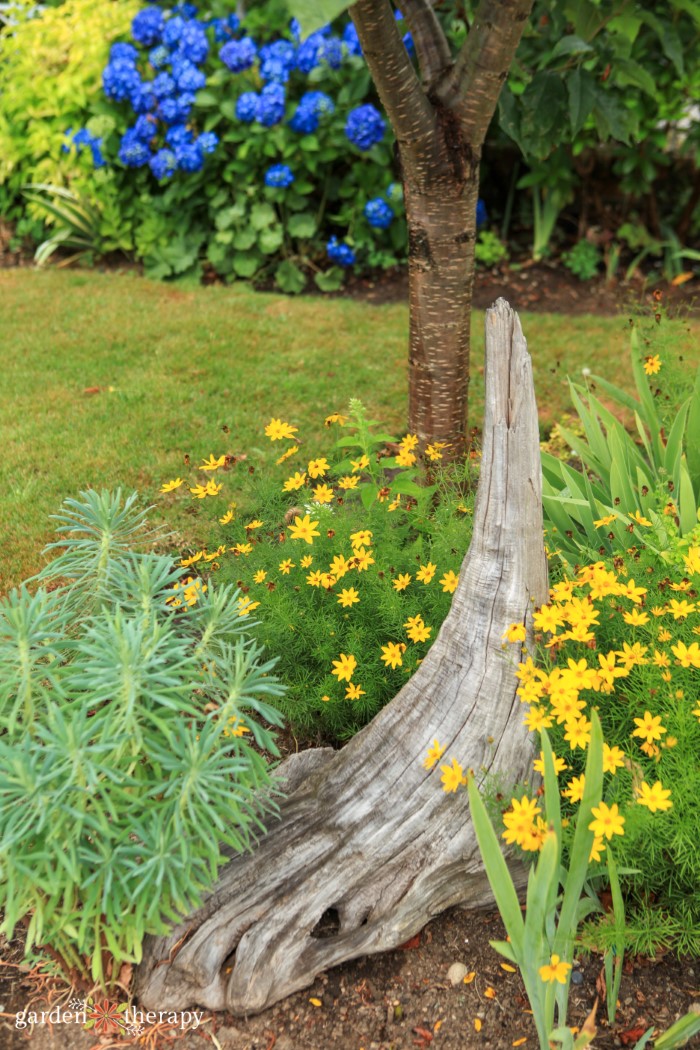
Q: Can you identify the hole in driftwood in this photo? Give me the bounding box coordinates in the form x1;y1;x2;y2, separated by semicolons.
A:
310;907;341;939
221;949;237;977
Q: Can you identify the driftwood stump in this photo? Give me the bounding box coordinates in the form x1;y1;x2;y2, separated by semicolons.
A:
136;298;548;1015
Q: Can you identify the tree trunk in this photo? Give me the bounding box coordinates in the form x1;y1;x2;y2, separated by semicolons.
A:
135;300;548;1016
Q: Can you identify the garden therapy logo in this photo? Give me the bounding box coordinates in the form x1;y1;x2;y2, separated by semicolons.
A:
14;997;205;1035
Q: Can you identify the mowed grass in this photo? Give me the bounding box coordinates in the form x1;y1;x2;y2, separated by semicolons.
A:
2;268;698;592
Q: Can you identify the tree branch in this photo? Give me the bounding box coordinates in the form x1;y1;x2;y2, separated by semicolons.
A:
398;0;453;89
350;0;436;156
434;0;535;143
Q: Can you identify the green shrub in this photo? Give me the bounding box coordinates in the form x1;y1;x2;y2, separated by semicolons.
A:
561;240;601;281
0;489;284;986
156;402;477;742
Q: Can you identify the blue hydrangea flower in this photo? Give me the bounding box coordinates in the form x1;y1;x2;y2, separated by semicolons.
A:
64;127;106;167
177;22;209;65
102;59;141;102
149;148;177;180
296;30;327;74
319;37;343;69
235;91;259;122
109;42;138;64
264;164;294;188
198;131;219;154
342;22;362;56
119;128;151;168
289;18;301;41
256;83;286;127
476;198;488;229
171;2;198;17
327;236;355;267
259;40;296;83
134;114;158;143
158;92;195;123
174;61;206;92
165;124;192;147
219;37;257;73
131;7;164;47
130;83;156;113
148;45;168;69
152;72;176;100
175;141;203;172
289;90;335;134
364;198;394;229
162;15;185;47
345;104;386;151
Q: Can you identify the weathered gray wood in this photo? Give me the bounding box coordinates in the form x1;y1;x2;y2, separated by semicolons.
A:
135;299;548;1015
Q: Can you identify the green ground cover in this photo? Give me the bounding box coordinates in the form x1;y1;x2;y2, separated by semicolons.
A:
2;268;698;592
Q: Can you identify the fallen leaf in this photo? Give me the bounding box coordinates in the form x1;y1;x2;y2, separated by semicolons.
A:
620;1026;649;1046
513;1039;527;1046
484;986;497;999
83;386;101;396
412;1025;433;1045
464;971;476;984
398;933;422;950
433;1019;443;1032
671;272;694;286
308;998;322;1007
474;1018;482;1032
501;963;517;973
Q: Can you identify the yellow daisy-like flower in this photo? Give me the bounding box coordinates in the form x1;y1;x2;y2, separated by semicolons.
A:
643;354;661;375
603;743;625;774
563;715;592;750
338;475;360;490
632;710;666;744
329;554;351;579
392;573;412;592
653;649;670;668
350;529;372;547
425;442;449;461
324;412;347;426
589;836;606;862
440;570;460;595
589;801;625;840
671;640;700;668
400;433;419;451
637;780;672;812
668;598;696;619
312;483;335;504
253;570;267;583
380;641;406;669
388;496;402;512
523;706;553;732
683;546;700;576
416;562;436;585
345;682;365;700
190;481;222;499
337;587;360;608
350;454;370;473
352;547;375;572
223;718;250;738
594;513;617;527
230;542;252;555
331;653;357;683
200;453;226;471
533;604;566;633
423;738;447;770
395;448;417;467
539;955;572;985
300;554;313;568
279;559;295;574
658;627;672;642
502;795;541;846
161;477;184;493
180;551;203;568
265;418;298;441
245;519;264;530
623;608;650;626
616;641;649;669
439;757;466;793
288;514;321;545
503;622;527;643
630;510;652;527
283;471;307;492
237;597;261;616
533;751;568;775
307;457;330;479
276;444;299;465
219;509;235;525
562;774;586;803
306;569;323;587
405;618;432;643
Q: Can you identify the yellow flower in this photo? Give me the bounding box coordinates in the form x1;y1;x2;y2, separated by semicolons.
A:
237;597;260;617
331;653;357;683
288;514;321;545
199;453;226;471
300;555;313;568
351;454;370;472
381;641;406;669
352;547;375;572
350;529;372;547
276;444;299;464
668;598;696;619
516;657;541;684
223;718;250;738
595;651;629;692
524;706;553;732
306;569;323;587
338;587;360;608
643;354;661;375
440;570;459;594
423;738;447;770
692;702;700;723
658;628;672;642
329;554;351;579
632;710;666;744
637;780;672;812
562;774;586;803
671;640;700;668
392;573;412;592
324;411;347;426
594;513;617;527
190;481;222;498
630;510;652;527
395;448;417;467
253;570;267;583
440;757;466;793
425;442;448;461
564;715;592;750
623;608;650;626
312;483;335;504
338;475;360;490
265;418;298;441
307;457;330;478
653;649;670;668
603;743;625;774
388;496;402;512
279;558;295;574
539;955;572;985
231;542;252;555
245;519;264;530
683;546;700;576
405;617;432;643
589;836;606;862
416;562;436;584
533;751;568;775
589;801;625;840
550;579;575;602
283;471;307;492
502;795;541;846
616;641;649;669
180;551;203;567
219;509;235;525
161;477;184;493
533;604;566;633
345;682;365;700
503;622;527;643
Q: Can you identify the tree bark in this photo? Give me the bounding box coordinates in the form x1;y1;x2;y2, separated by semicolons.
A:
135;300;548;1016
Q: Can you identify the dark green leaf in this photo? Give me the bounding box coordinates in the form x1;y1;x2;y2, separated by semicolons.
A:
567;67;596;137
274;259;307;294
287;212;317;239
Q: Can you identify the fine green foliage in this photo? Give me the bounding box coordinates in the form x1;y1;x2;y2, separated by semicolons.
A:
0;489;285;985
562;241;602;282
474;229;509;268
166;400;476;742
542;316;700;566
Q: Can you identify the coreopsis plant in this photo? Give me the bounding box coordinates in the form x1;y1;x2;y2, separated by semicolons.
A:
0;490;285;987
502;535;700;956
158;400;477;741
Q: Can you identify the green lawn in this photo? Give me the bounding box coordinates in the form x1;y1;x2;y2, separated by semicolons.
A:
2;268;698;592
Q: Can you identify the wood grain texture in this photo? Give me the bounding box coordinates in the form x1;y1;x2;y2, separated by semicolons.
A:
135;300;548;1016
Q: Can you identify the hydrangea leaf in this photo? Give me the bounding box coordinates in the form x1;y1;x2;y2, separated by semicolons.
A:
287;212;317;239
284;0;353;37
